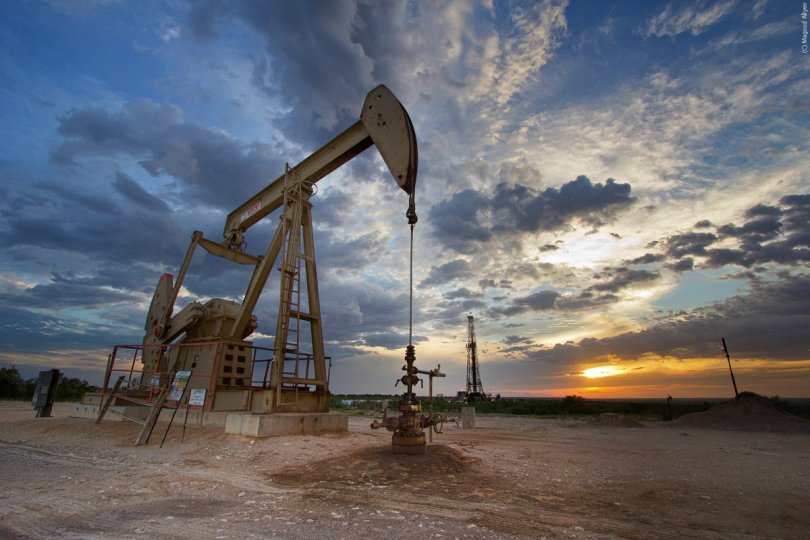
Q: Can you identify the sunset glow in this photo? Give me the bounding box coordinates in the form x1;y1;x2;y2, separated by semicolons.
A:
582;366;627;379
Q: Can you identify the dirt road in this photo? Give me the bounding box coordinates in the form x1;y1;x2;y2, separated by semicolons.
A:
1;402;808;539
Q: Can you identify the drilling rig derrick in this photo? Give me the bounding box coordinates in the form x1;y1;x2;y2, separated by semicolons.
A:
461;313;489;403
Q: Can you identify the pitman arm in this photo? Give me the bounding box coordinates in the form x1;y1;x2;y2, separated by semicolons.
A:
223;85;418;249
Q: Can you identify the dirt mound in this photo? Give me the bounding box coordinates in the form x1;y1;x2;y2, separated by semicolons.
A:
674;392;810;433
587;413;644;428
267;443;491;498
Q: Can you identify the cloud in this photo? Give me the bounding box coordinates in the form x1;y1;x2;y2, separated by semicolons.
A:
480;1;569;107
444;287;483;300
0;272;136;310
626;253;666;265
586;268;661;293
362;331;427;350
664;231;718;258
487;280;630;318
420;259;474;287
190;0;373;138
112;170;171;213
656;194;810;270
516;290;560;310
315;230;388;272
529;272;810;364
643;0;737;38
427;190;492;253
0;176;186;267
51;99;284;209
430;175;635;253
666;258;695;273
319;279;411;345
502;334;533;346
158;25;181;43
0;302;136;357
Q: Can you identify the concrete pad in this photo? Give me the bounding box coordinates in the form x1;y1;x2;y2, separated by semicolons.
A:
69;403;149;422
225;412;349;437
70;403;232;427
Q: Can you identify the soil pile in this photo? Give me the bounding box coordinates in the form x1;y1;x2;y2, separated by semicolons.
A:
587;413;644;428
674;391;810;433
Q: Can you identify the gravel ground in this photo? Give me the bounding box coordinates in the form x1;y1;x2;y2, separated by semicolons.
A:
1;402;809;539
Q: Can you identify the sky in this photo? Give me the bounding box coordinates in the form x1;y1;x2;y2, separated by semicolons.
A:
1;0;809;399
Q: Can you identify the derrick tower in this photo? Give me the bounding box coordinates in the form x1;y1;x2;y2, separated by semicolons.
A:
466;313;486;401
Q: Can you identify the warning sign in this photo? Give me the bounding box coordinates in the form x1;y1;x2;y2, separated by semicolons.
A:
188;388;206;406
168;371;191;401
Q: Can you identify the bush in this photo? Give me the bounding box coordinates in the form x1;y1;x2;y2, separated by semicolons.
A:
0;367;98;402
0;367;25;400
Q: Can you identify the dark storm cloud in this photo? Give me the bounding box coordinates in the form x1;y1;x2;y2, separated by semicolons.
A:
555;291;619;311
488;287;621;318
319;280;412;348
528;273;810;364
427;190;492;253
500;334;535;355
492;176;634;232
717;216;782;243
502;335;533;346
0;178;187;268
362;332;427;350
487;265;658;319
0;304;136;354
420;259;474;287
516;290;560;310
430;176;635;253
51;99;284;209
0;272;136;309
626;253;665;265
190;0;373;144
586;268;661;293
430;297;488;326
311;188;354;228
112;171;171;214
487;290;559;317
666;258;695;273
444;288;484;300
478;279;497;289
664;231;717;258
658;194;810;270
744;204;782;218
39;180;120;215
314;230;388;271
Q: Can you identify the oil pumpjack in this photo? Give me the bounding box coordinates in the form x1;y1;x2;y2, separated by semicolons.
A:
95;85;431;443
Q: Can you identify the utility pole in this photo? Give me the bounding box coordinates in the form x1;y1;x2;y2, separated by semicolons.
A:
721;337;739;398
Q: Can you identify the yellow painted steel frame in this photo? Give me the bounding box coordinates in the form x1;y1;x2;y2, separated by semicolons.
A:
143;84;418;414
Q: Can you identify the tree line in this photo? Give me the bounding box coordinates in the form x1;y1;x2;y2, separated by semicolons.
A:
331;393;810;420
0;366;99;402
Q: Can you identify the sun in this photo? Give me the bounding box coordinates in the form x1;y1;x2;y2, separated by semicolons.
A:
582;365;626;379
